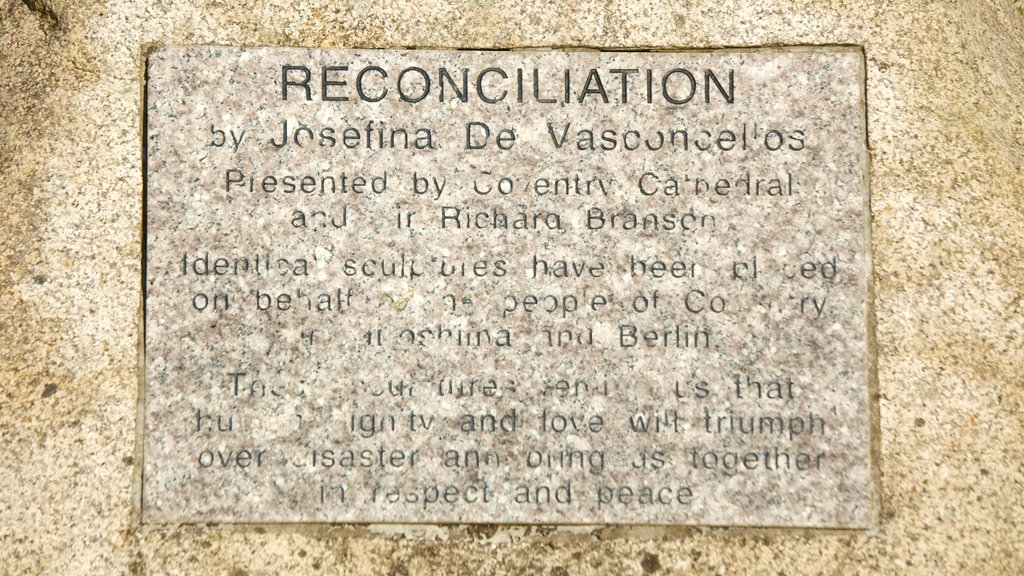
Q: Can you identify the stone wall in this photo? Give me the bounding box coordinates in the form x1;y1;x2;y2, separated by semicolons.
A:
1;1;1021;574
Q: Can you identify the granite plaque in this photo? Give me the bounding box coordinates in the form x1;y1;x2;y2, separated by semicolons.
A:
143;47;872;527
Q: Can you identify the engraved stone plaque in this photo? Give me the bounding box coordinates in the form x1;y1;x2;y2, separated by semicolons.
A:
143;47;872;527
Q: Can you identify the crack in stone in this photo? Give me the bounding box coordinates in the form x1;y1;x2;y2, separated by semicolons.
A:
21;0;62;32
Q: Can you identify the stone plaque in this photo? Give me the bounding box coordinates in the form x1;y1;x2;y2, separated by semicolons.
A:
143;47;872;527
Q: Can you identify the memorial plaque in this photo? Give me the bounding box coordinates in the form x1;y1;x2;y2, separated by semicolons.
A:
143;47;872;527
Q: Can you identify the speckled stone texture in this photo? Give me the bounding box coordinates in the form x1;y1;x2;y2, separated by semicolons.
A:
143;47;871;527
1;1;1022;574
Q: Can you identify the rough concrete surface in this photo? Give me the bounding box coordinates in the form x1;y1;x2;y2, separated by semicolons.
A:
0;0;1021;574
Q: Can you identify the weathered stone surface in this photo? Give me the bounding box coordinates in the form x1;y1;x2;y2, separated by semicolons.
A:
1;0;1022;574
144;47;871;526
